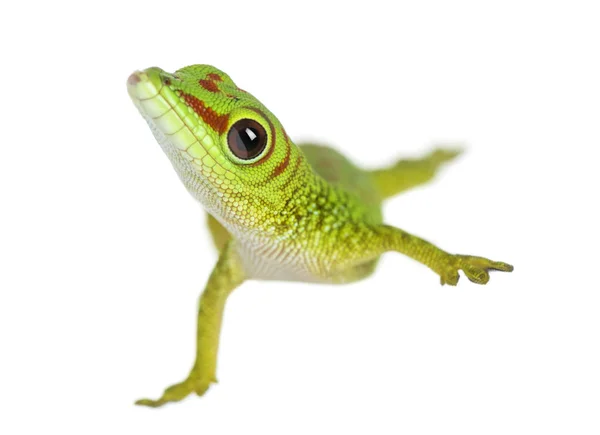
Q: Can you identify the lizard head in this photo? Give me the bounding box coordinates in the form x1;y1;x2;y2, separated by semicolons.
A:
127;65;306;237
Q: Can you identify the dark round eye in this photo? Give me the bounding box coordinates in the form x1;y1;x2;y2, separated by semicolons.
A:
227;119;268;160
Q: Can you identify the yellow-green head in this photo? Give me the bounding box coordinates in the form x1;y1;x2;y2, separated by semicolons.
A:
127;65;308;236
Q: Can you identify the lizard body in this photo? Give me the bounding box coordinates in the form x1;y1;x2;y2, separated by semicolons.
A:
127;64;513;407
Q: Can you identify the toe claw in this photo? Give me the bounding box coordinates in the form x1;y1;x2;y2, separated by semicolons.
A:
447;254;513;286
135;398;165;408
135;377;213;408
465;268;490;284
431;148;464;164
492;262;514;272
440;269;459;286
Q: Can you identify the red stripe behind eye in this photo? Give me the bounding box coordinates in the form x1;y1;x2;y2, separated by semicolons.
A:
280;154;304;190
179;91;229;134
272;134;291;178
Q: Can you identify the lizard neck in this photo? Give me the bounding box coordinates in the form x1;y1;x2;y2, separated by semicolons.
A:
219;152;317;240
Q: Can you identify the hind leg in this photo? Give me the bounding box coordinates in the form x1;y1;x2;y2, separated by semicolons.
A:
369;148;462;200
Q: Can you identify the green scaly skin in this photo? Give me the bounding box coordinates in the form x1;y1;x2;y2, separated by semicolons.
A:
127;64;513;407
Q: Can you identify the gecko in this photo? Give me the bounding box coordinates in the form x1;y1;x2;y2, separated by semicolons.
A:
127;64;513;407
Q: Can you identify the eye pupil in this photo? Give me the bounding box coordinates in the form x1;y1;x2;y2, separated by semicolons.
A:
227;119;267;160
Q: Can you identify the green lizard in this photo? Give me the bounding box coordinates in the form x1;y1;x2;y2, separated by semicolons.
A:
127;64;513;407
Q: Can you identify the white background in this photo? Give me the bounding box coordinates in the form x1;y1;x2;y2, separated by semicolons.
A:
1;1;599;434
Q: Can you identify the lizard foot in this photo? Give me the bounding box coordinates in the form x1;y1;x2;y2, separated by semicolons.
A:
135;376;213;408
440;255;513;285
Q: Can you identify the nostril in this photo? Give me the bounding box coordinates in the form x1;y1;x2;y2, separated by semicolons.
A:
127;71;142;86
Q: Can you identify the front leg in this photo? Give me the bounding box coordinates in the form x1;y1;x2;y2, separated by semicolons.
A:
342;225;513;285
136;240;245;407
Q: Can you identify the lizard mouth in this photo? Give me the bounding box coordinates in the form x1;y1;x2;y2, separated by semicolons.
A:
127;67;241;222
127;68;220;167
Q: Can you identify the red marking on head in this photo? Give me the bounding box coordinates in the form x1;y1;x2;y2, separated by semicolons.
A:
207;73;223;81
272;134;291;178
280;155;304;190
179;91;229;134
199;79;220;93
293;154;303;173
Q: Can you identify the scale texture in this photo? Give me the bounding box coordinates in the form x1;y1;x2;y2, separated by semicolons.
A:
127;64;513;407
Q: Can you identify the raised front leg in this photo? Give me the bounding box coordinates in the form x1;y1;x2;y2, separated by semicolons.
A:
369;148;462;199
136;241;245;407
341;225;513;285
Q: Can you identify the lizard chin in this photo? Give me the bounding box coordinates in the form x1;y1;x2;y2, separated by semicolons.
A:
127;67;275;242
127;69;225;220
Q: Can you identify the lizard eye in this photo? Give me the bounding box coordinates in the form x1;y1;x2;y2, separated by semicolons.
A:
227;119;267;161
